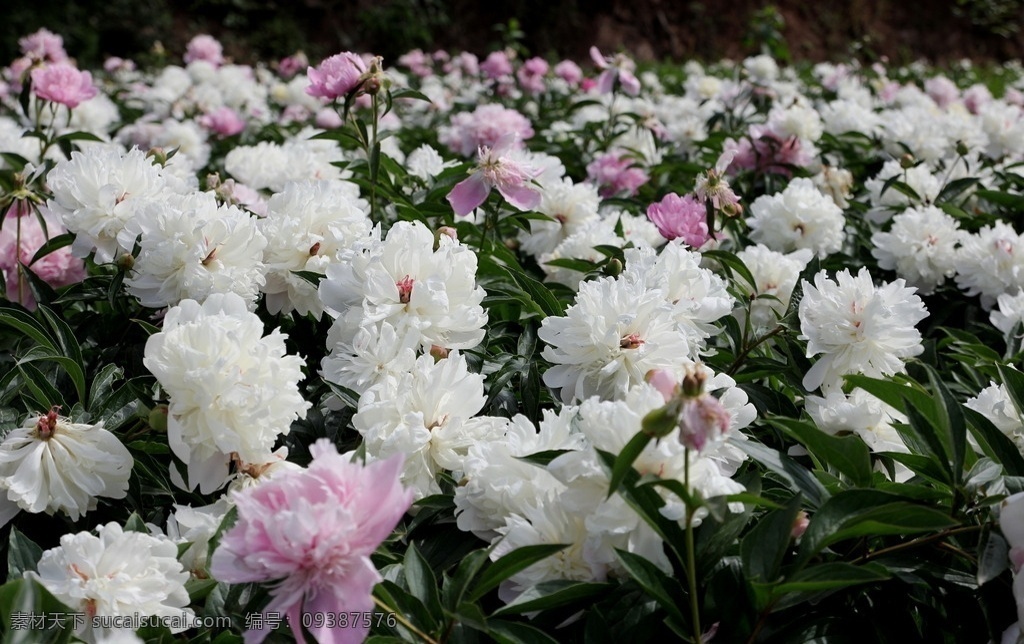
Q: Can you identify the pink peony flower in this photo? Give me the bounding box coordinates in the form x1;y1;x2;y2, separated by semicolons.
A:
553;60;583;86
30;63;97;109
199;106;246;137
586;151;649;197
315;107;344;129
480;51;514;79
0;204;86;311
276;52;309;80
447;134;541;216
445;52;479;76
925;75;959;109
723;124;812;177
19;29;67;62
306;52;368;101
398;49;433;77
678;394;731;453
103;56;136;73
184;34;225;66
441;104;534;157
210;439;412;644
646;193;711;247
963;84;993;114
589;46;640;96
516;57;549;95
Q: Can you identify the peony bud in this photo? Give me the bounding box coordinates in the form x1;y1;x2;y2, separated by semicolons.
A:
791;510;810;539
645;369;678;403
641;404;680;439
148;404;169;433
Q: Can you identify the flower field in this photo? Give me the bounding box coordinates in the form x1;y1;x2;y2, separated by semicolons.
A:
3;28;1024;643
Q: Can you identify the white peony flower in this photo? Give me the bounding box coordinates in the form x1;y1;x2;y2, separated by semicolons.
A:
143;293;310;493
540;275;690;403
966;382;1023;450
0;409;132;525
165;498;230;577
258;179;371;318
622;243;734;350
539;216;624;290
47;145;172;262
321;320;419;397
455;409;584;539
516;177;600;259
736;244;813;331
406;144;450;181
806;389;911;481
863;160;942;223
799;268;928;392
121;192;267;309
746;177;846;258
352;352;505;499
319;220;487;352
871;205;965;294
955;221;1024;309
992;291;1024;335
28;522;193;643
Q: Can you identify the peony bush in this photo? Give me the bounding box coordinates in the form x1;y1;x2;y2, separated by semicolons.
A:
2;27;1024;643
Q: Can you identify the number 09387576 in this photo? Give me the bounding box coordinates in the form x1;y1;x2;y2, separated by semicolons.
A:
300;611;398;629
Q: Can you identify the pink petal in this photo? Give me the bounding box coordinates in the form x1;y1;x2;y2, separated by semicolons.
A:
597;70;616;95
447;174;491;216
619;70;641;96
497;182;541;212
589;46;607;69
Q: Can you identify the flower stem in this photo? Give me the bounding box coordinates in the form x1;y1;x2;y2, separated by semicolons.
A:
684;451;702;644
373;595;438;644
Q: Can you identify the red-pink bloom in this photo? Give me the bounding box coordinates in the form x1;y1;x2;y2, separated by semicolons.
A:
306;52;368;101
199;106;246;138
0;204;85;311
210;439;412;644
480;51;514;79
30;63;97;109
554;60;583;86
184;34;225;66
19;29;67;62
447;134;541;216
678;394;731;452
589;46;640;96
646;193;711;247
517;57;549;95
586;151;649;197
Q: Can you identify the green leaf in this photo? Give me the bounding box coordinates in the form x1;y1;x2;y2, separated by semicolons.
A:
290;270;325;286
769;417;873;488
964;407;1024;476
936;177;979;204
7;527;43;577
735;440;829;509
0;579;75;644
28;234;74;266
613;549;689;626
797;490;959;565
486;619;561;644
87;364;123;413
390;87;432;103
772;562;890;594
469;544;569;602
16;363;67;410
607;431;653;498
502;264;564;318
123;512;149;533
976;188;1024;210
402;543;443;618
976;527;1009;586
492;580;612;616
741;494;804;585
36;306;86;404
925;366;967;486
997;364;1024;422
702;249;758;292
441;549;489;611
0;306;58;353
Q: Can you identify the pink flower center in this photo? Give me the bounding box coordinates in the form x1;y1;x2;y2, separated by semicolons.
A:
397;275;415;304
35;405;60;440
620;333;644;349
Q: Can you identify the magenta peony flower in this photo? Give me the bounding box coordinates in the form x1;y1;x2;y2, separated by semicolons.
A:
30;63;97;109
276;52;309;80
447;133;541;216
586;151;649;197
646;193;711;247
184;34;225;66
0;204;86;311
199;106;246;137
210;439;412;644
306;52;368;101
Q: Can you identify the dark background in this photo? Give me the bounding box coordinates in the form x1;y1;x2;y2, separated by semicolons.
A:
3;0;1024;68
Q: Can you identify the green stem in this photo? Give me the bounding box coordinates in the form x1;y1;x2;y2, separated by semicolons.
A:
369;92;379;221
684;451;702;644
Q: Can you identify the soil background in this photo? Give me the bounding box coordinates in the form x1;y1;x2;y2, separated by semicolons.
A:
3;0;1024;67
